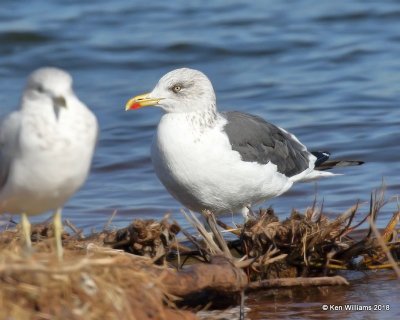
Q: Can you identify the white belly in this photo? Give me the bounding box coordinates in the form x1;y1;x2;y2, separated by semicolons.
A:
3;146;91;214
151;113;293;214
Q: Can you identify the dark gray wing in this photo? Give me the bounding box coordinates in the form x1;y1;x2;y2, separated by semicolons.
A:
0;112;21;190
222;111;312;177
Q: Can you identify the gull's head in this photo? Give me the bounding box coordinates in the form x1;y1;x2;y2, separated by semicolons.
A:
125;68;216;113
25;67;73;109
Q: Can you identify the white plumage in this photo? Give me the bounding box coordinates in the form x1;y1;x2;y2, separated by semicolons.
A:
152;112;290;213
0;67;98;258
126;68;338;218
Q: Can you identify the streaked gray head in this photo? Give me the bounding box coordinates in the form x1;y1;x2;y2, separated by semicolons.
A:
150;68;216;113
24;67;73;109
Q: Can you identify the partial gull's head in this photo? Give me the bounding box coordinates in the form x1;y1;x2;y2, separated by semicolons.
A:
125;68;216;113
23;67;74;109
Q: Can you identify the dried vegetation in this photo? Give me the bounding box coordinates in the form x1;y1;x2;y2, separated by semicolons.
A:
0;187;399;319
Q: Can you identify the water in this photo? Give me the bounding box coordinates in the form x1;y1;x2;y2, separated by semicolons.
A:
246;271;400;319
1;0;399;317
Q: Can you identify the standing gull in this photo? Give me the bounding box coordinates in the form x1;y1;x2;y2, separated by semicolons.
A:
0;67;98;260
125;68;362;218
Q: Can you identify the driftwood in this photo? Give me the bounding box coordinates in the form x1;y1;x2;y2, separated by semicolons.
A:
159;256;248;297
247;275;349;291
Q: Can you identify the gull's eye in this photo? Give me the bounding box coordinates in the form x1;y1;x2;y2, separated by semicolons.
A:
37;84;45;93
172;85;182;93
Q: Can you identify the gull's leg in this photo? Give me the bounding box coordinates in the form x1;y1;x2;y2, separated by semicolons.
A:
53;207;64;262
248;206;256;218
21;213;32;249
231;210;238;228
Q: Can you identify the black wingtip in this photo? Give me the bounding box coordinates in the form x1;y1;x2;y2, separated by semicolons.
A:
311;151;331;167
315;159;364;171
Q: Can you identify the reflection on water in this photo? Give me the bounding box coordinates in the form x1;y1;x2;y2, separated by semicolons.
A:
246;271;400;319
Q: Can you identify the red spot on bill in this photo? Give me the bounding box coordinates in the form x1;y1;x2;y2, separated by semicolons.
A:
130;102;142;110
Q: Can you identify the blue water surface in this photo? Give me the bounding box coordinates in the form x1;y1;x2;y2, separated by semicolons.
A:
2;1;400;319
0;0;399;234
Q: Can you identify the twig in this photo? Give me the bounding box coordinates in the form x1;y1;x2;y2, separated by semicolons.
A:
382;211;400;242
217;220;241;237
367;263;400;270
104;210;117;230
345;209;370;234
246;275;349;291
239;290;245;320
169;242;193;253
180;228;208;262
203;210;232;258
366;186;387;238
181;210;221;255
334;201;359;240
64;219;84;239
369;217;400;279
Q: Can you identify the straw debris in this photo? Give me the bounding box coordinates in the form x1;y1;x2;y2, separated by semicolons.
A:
0;187;398;318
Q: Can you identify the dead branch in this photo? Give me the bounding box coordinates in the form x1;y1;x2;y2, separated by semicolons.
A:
246;275;349;291
369;217;400;279
159;256;248;296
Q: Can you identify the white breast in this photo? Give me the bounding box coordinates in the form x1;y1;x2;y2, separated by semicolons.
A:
0;101;97;215
151;113;293;214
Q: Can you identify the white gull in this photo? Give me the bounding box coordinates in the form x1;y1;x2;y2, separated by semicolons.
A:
0;67;98;259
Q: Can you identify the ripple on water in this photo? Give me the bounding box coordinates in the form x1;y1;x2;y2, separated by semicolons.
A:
0;0;398;237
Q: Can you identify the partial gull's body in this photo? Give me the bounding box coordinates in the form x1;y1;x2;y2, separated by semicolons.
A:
126;68;362;217
0;67;98;258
